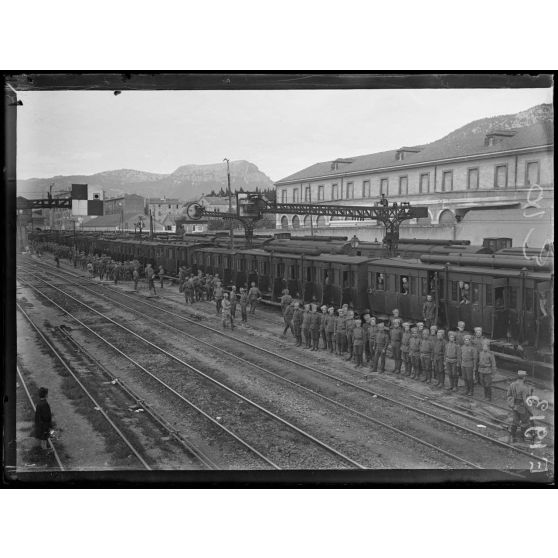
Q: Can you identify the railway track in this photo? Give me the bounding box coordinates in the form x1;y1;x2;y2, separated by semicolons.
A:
17;304;153;471
18;259;552;473
18;268;368;470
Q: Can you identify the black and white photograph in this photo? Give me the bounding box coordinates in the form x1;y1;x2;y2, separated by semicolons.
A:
3;73;554;486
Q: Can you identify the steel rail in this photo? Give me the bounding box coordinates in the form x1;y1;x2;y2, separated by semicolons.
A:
17;276;282;470
16;305;152;471
16;364;65;471
21;262;545;471
55;325;220;470
28;268;491;469
20;272;367;470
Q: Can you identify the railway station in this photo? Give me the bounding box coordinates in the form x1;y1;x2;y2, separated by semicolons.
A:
7;79;554;482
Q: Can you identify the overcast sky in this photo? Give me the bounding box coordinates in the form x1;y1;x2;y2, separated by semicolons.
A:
17;87;552;182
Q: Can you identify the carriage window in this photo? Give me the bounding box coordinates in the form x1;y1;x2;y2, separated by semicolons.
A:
290;265;296;280
400;275;409;295
351;270;356;287
495;287;505;308
376;272;385;290
262;262;269;275
525;288;534;311
409;276;416;295
509;287;518;308
217;255;222;266
428;271;437;292
485;285;493;306
276;262;285;277
306;267;312;282
471;282;480;304
421;277;428;297
458;281;470;304
342;270;349;288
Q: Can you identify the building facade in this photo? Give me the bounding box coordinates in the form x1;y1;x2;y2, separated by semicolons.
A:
147;197;182;223
274;120;554;247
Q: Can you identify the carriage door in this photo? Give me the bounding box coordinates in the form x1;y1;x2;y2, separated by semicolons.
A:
470;277;484;332
492;278;509;339
507;277;521;340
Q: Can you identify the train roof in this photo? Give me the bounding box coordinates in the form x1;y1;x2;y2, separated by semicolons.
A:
306;254;371;264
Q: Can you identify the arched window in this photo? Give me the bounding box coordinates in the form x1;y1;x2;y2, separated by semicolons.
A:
438;209;456;225
280;215;289;229
292;215;300;229
303;215;312;228
316;215;326;227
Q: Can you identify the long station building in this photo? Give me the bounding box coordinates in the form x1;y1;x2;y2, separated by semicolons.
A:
274;105;554;248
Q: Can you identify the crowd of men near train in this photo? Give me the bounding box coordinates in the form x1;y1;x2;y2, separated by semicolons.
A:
28;240;542;445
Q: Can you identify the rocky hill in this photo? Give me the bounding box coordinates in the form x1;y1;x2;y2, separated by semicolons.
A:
17;160;275;201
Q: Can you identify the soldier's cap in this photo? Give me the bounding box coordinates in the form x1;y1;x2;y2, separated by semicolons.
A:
464;334;472;340
321;305;327;310
417;322;424;327
411;327;418;332
437;329;445;335
457;321;465;327
402;322;410;327
448;331;456;338
518;370;527;377
38;387;48;398
430;325;438;330
474;327;482;332
384;325;390;330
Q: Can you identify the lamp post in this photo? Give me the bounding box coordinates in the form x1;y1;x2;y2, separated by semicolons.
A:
224;157;233;249
135;216;144;242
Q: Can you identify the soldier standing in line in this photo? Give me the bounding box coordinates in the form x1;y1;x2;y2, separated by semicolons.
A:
214;281;224;315
372;324;389;374
133;267;140;291
471;326;487;385
400;322;412;376
455;321;469;346
184;276;194;304
302;304;312;349
460;335;478;396
506;370;534;443
367;317;378;368
34;387;53;450
114;261;121;285
389;308;400;329
423;294;437;329
345;310;356;361
221;292;234;330
444;331;461;391
229;286;238;318
248;282;262;315
325;307;335;352
432;329;446;387
389;318;403;374
419;328;434;383
319;305;328;350
362;313;371;363
239;287;249;325
352;318;364;368
158;264;165;289
335;308;347;356
429;324;438;340
282;301;295;337
280;289;292;315
178;266;186;293
408;327;421;379
292;301;303;346
478;340;497;400
310;304;321;351
145;263;157;295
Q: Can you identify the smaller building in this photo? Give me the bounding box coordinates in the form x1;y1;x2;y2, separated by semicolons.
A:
198;195;237;213
104;194;145;216
147;196;182;223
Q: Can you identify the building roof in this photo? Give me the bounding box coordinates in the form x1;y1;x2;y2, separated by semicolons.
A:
200;196;236;206
276;121;553;184
147;198;181;204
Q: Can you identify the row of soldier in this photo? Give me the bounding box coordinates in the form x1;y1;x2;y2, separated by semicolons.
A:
280;291;496;400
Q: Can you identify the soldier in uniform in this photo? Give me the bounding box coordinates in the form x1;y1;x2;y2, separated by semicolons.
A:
292;302;303;346
345;310;356;361
362;313;371;363
310;304;321;351
401;322;412;376
320;305;328;350
432;329;446;387
367;317;378;368
325;307;335;352
455;321;469;347
145;263;157;294
471;326;487;385
113;261;121;285
444;331;461;390
302;304;312;349
282;301;295;337
389;308;400;329
239;287;249;324
506;370;534;443
248;282;262;315
419;328;434;383
158;264;165;289
460;335;478;396
184;276;194;304
372;323;389;373
352;318;364;367
422;294;437;329
478;340;497;400
429;324;438;339
280;289;292;315
389;318;403;373
221;292;234;330
214;281;224;315
335;308;347;356
229;286;238;318
133;267;140;291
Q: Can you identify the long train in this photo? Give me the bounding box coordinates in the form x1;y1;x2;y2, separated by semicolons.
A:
30;230;554;352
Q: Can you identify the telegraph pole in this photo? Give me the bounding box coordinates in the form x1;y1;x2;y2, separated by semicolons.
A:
224;158;234;249
309;185;314;236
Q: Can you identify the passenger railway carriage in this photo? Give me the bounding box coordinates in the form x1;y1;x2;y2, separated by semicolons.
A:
30;231;553;348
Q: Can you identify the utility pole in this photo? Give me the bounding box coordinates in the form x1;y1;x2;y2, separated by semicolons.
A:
73;219;77;267
309;185;314;237
224;158;234;249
